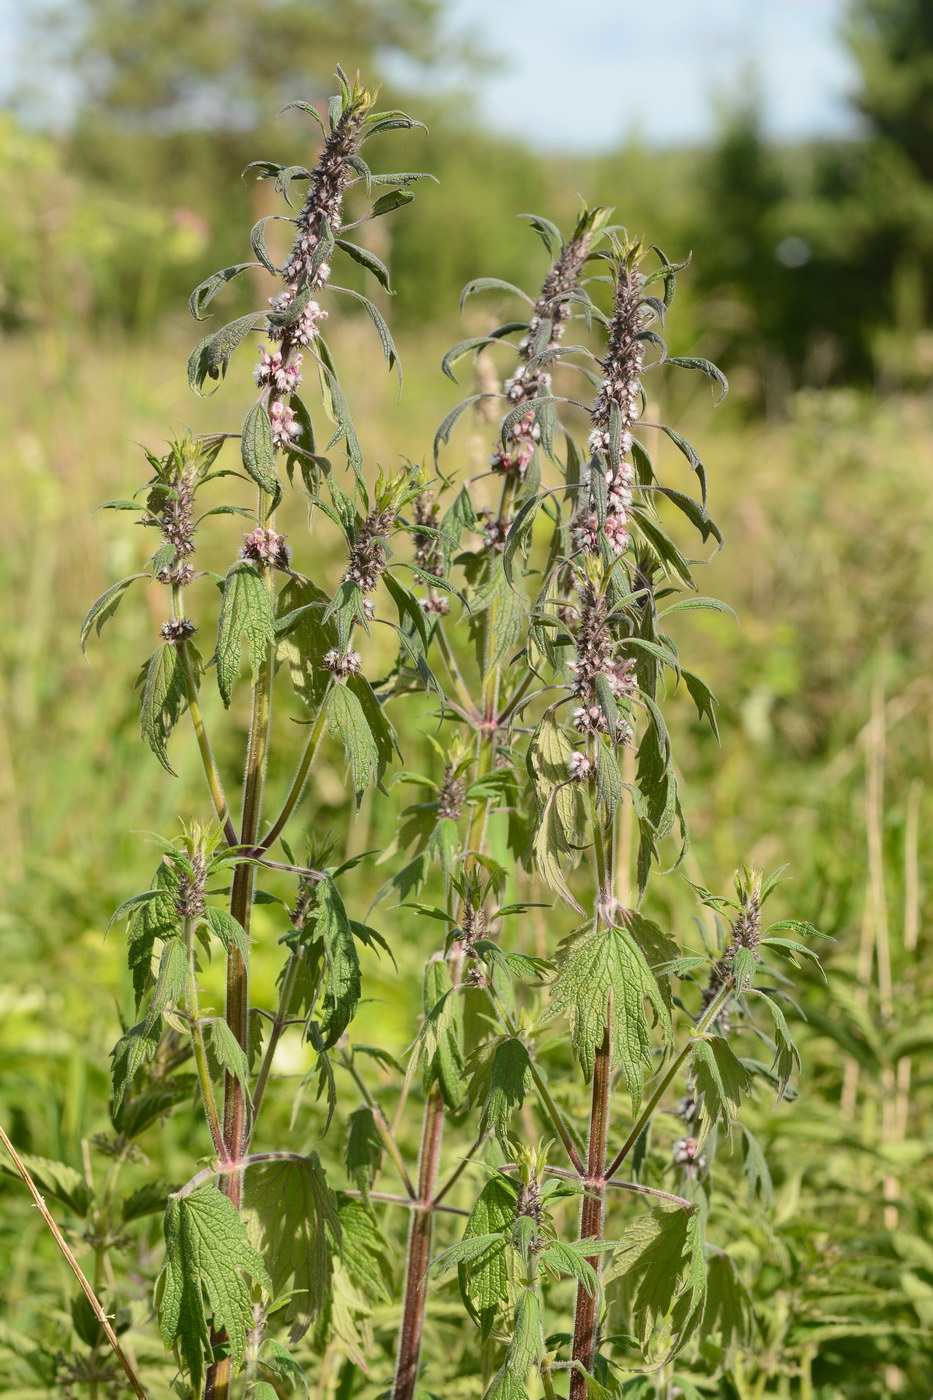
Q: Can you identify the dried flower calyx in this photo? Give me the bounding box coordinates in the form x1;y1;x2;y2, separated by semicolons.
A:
161;618;196;643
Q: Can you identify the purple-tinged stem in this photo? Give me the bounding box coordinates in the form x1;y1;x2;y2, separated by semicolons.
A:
392;1089;446;1400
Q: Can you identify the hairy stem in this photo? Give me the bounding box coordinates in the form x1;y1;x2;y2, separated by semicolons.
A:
208;494;277;1400
569;1018;612;1399
392;1089;445;1400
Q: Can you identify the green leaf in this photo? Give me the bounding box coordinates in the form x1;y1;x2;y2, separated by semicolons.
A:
0;1154;94;1216
751;990;801;1098
470;562;528;675
188;263;258;321
275;578;336;709
215;561;275;708
681;669;720;740
188;313;266;396
159;1185;271;1390
325;684;379;803
464;1037;532;1149
207;1020;250;1098
139;641;188;773
766;918;832;940
602;1206;703;1348
262;1336;311;1395
421;956;464;1109
460;276;534;312
126;861;180;1009
110;1020;161;1112
369;188;415;218
316;878;361;1049
240;401;280;497
665;355;728;403
143;936;187;1033
337;1198;393;1304
434;392;497;464
482;1288;540;1400
249;214;287;275
202;906;249;957
331;284;401;380
545;924;670;1107
459;1175;516;1339
334;238;392;292
758;936;827;981
738;1122;773;1205
344;1107;383;1201
701;1249;755;1352
113;1076;196;1141
120;1179;173;1224
691;1036;753;1135
241;1154;339;1341
347;673;396;785
538;1240;599;1294
661;595;736;621
81;574;147;654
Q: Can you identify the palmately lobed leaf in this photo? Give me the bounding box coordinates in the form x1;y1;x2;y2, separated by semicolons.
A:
159;1185;271;1391
545;923;670;1107
241;1154;339;1342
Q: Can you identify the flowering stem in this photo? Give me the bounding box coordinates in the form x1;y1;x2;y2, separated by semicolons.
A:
0;1122;149;1400
207;494;277;1400
604;981;734;1181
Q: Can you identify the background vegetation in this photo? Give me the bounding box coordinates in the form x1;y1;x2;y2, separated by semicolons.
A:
0;1;930;1395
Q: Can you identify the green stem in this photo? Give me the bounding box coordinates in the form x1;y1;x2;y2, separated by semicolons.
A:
433;622;479;719
432;1128;487;1207
250;949;301;1130
604;981;734;1180
171;584;237;846
341;1054;417;1198
255;695;329;855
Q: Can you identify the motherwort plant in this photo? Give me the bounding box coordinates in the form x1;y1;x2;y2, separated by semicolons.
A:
2;68;826;1400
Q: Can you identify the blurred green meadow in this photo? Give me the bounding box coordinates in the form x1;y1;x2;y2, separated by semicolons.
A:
1;0;932;1392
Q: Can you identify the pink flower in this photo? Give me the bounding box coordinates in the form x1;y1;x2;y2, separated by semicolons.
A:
269;400;301;448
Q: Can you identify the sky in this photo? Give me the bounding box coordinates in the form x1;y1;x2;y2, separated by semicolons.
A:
389;0;860;150
0;0;860;151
